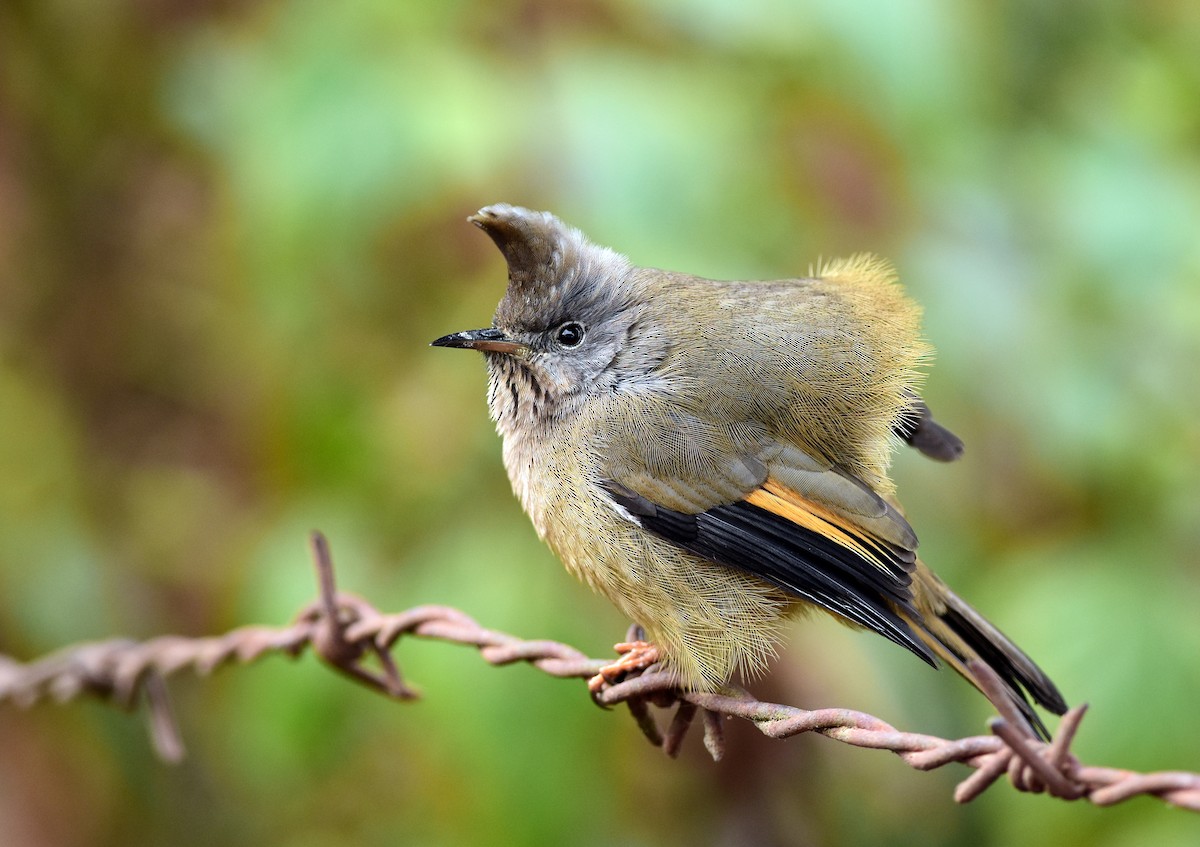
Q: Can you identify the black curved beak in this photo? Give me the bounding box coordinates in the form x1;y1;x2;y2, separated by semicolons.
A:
430;327;529;355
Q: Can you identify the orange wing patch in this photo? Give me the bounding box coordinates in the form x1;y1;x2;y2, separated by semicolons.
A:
744;480;907;577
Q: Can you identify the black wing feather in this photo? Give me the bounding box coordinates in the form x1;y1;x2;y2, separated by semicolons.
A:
604;482;936;666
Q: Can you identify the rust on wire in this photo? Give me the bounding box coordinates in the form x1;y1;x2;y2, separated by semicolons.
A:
0;531;1198;812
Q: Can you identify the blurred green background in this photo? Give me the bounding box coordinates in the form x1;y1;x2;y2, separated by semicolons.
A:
1;0;1198;844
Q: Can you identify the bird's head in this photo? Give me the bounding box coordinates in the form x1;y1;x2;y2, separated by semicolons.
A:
433;204;667;425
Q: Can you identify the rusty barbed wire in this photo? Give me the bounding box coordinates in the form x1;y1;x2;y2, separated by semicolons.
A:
1;532;1198;811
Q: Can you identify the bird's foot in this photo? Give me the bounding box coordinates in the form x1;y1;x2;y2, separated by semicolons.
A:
588;640;661;694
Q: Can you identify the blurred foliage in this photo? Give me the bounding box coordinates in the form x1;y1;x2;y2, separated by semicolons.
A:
1;0;1198;844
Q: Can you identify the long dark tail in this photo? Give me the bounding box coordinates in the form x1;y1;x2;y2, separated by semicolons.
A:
905;564;1067;739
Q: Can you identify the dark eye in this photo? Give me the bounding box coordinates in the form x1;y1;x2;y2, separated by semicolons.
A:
555;322;585;347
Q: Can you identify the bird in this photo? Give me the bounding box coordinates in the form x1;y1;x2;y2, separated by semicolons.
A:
432;203;1065;736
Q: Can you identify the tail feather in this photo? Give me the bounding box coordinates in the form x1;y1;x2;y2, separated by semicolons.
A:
906;564;1067;739
893;396;966;462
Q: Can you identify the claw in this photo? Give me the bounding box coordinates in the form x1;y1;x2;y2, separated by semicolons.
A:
587;641;661;693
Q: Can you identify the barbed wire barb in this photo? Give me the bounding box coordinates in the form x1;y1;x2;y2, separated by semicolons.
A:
1;531;1198;812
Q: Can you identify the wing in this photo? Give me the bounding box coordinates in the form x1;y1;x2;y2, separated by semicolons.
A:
599;409;934;665
603;478;934;664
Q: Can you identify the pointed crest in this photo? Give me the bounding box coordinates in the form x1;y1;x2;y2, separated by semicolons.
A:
469;204;575;291
469;204;632;328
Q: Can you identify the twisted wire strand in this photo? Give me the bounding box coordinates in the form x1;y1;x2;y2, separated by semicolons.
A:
1;532;1197;811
